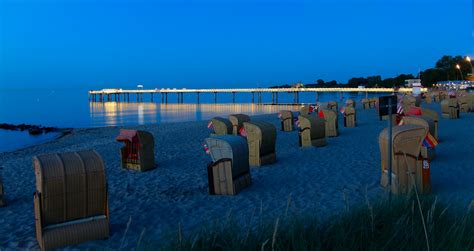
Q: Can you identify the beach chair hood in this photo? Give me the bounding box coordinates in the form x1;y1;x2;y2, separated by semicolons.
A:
205;136;249;177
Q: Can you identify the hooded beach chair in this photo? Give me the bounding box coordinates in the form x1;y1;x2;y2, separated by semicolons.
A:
441;98;459;119
343;106;356;127
361;98;370;109
33;150;109;250
209;117;233;136
116;129;155;171
458;96;469;112
402;95;416;112
432;91;440;102
425;93;432;104
401;116;436;160
204;136;251;195
468;94;474;112
420;108;439;140
279;110;294;131
320;109;338;137
229;114;251;135
327;101;338;111
345;99;355;108
299;105;310;116
379;125;430;194
297;115;326;147
243;121;277;166
369;98;377;108
439;91;448;101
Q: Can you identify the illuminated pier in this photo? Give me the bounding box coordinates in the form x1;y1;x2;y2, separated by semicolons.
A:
88;87;421;104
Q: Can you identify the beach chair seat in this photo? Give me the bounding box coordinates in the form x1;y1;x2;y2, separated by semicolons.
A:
229;114;250;135
345;99;355;108
243;121;277;166
439;91;448;101
33;150;109;250
343;106;356;127
116;129;155;171
205;136;251;195
320;109;338;137
279;110;294;131
297;115;326;147
420;108;439;140
401;116;436;160
327;101;338;111
209;117;233;136
441;99;459;119
379;125;430;194
361;99;370;109
402;95;416;112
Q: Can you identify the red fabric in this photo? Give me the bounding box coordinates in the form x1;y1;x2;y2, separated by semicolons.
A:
318;111;325;118
407;107;422;116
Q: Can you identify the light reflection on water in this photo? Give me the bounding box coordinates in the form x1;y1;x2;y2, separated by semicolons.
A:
89;102;304;126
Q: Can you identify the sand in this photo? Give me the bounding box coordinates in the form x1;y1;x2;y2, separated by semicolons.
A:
0;102;473;249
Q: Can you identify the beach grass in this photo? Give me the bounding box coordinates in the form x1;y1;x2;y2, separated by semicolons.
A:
141;192;474;251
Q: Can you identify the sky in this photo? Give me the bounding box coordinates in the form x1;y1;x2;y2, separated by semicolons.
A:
0;0;472;89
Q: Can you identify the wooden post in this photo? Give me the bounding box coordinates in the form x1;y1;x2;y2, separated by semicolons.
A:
232;92;236;103
165;93;168;103
276;92;279;104
214;92;217;103
252;92;255;103
151;93;153;102
197;92;200;104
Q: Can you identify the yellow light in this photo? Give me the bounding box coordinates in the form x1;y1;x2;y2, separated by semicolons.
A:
467;56;471;62
456;64;460;69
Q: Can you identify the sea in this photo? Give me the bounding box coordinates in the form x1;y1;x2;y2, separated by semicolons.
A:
0;87;388;152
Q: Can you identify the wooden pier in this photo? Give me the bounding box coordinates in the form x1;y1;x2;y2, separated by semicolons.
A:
88;87;421;104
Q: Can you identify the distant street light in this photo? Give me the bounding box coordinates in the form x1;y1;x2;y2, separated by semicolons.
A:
456;64;463;80
466;56;473;74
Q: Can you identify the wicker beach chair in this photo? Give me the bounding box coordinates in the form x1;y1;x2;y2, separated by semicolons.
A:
431;91;440;102
33;150;109;250
379;125;430;194
468;94;474;112
458;96;469;113
343;106;356;127
441;98;459;119
243;121;277;166
369;98;377;108
321;109;338;137
361;98;370;109
116;129;155;171
0;175;5;207
210;117;233;136
299;105;310;116
402;116;436;160
229;114;251;135
279;110;294;131
420;108;439;140
345;99;355;108
439;91;448;101
403;95;416;112
297;115;326;147
425;93;432;104
205;136;251;195
327;101;338;111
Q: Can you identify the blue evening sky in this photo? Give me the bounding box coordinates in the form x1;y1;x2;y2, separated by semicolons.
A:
0;0;471;89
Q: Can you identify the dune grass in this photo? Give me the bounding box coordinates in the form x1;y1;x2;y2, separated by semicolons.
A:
140;192;473;251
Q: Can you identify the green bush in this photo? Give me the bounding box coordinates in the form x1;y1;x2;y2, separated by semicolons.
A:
141;193;474;250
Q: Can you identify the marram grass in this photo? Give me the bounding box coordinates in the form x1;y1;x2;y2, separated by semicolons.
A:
140;193;473;251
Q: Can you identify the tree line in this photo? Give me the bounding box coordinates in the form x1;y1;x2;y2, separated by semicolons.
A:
270;55;472;88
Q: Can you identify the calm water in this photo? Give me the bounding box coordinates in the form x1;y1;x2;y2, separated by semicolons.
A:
0;87;387;152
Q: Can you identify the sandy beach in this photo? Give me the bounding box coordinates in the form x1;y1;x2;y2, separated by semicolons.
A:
0;102;473;249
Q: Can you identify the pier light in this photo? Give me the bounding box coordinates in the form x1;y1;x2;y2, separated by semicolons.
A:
466;56;471;62
456;64;460;69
